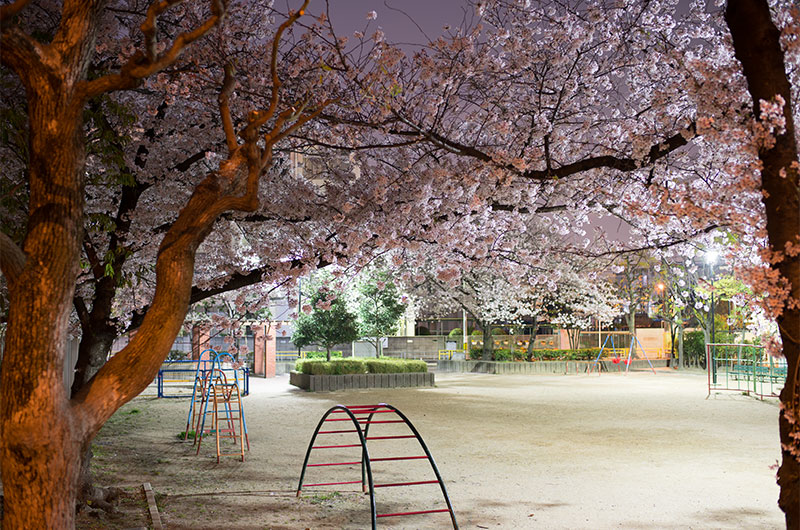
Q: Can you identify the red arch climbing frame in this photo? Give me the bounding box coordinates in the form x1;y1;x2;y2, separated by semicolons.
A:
296;403;458;529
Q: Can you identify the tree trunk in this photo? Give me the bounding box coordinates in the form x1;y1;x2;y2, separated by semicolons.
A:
481;322;493;360
0;73;87;527
677;321;684;371
726;1;800;526
526;316;539;360
72;326;116;509
626;312;636;339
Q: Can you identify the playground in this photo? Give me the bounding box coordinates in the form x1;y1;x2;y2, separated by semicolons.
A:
77;369;783;529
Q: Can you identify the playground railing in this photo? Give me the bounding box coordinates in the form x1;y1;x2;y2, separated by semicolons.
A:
437;349;466;360
706;343;783;399
597;347;665;359
154;360;249;398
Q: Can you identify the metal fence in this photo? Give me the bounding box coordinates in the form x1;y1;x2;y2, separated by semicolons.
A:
706;343;785;399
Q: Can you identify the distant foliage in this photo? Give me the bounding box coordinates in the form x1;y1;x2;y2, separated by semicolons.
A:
293;285;359;361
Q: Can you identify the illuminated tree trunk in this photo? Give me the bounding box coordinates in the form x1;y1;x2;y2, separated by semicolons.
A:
0;74;87;528
726;1;800;526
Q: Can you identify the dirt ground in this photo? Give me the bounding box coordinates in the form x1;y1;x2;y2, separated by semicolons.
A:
77;369;784;529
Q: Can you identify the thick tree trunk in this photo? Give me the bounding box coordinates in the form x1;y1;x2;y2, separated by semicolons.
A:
0;79;87;527
726;1;800;526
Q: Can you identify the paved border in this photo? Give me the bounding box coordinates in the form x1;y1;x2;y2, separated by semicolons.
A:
142;483;163;530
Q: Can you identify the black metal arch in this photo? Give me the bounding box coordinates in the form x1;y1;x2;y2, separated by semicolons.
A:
296;403;458;529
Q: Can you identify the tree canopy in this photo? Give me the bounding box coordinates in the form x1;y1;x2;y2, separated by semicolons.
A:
0;0;798;526
292;285;359;361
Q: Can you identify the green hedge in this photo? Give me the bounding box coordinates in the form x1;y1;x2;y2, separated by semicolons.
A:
527;348;601;361
297;359;365;375
364;358;427;373
296;357;427;375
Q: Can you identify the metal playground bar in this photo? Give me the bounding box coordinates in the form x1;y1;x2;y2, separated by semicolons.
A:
706;343;786;399
297;403;458;529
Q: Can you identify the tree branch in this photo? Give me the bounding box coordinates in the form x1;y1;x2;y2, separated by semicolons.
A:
79;0;226;99
218;62;238;155
0;0;32;30
0;27;47;81
0;231;26;284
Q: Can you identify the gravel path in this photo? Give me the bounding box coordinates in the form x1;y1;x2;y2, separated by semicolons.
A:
80;369;784;529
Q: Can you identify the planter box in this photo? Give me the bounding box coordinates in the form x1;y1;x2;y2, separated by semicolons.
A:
289;371;434;392
437;359;669;374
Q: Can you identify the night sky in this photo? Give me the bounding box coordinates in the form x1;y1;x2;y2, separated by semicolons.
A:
307;0;469;43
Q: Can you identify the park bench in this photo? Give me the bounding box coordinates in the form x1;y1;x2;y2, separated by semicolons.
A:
729;364;786;384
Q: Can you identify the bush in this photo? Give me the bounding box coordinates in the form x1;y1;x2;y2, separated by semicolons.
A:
528;348;600;361
513;348;528;361
492;348;513;361
684;331;705;360
364;358;427;373
296;359;365;375
469;348;484;360
448;328;463;338
296;358;427;375
470;329;483;336
491;327;505;335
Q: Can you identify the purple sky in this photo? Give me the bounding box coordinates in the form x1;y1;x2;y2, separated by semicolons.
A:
306;1;470;43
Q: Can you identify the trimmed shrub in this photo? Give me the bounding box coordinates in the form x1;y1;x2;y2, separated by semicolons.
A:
448;328;463;338
470;329;483;336
297;359;365;375
528;348;601;361
364;358;427;373
491;327;505;335
296;358;427;375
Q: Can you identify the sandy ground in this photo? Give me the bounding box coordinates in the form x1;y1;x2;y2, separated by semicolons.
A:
77;369;784;529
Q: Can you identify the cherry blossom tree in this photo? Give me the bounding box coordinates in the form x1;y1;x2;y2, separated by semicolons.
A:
548;273;622;350
0;0;351;525
334;0;799;518
1;0;798;525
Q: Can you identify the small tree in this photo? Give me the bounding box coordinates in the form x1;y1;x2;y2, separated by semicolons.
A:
293;287;359;361
354;269;406;357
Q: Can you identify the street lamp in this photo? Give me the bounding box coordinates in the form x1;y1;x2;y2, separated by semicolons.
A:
704;251;718;346
705;250;718;382
654;282;667;360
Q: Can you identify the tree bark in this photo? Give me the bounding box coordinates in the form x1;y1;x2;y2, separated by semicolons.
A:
526;316;539;360
1;56;88;529
481;321;493;360
726;1;800;526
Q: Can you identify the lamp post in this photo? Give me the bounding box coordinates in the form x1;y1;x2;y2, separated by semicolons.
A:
705;250;719;382
297;277;302;358
655;282;666;359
